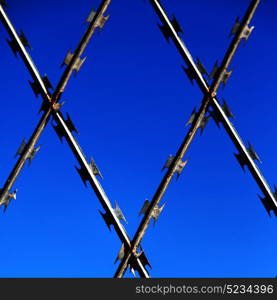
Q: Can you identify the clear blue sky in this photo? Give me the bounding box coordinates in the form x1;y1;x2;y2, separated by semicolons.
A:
0;0;276;278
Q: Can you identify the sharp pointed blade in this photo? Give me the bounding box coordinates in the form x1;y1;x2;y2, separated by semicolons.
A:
138;199;150;216
19;30;31;50
241;25;254;42
52;123;65;142
75;165;89;187
209;109;221;128
234;152;246;172
114;243;125;264
199;115;210;135
73;56;87;73
65;113;79;135
130;267;136;278
38;100;50;114
221;99;235;119
62;51;87;73
12;189;18;200
221;69;233;87
62;51;74;67
99;210;113;231
210;99;234;127
258;194;277;217
175;159;188;179
162;155;174;171
96;14;110;29
1;189;17;212
196;57;208;76
182;65;195;85
186;108;197;127
171;15;183;35
229;17;240;37
28;80;42;98
86;9;96;23
137;248;152;269
42;74;53;91
114;201;127;224
26;145;41;166
15;139;27;157
152;203;166;225
129;256;147;278
89;158;103;179
247;142;262;163
208;60;219;81
6;38;19;57
157;23;171;42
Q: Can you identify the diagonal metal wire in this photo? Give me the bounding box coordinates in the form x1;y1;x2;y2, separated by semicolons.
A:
0;1;151;277
113;0;266;278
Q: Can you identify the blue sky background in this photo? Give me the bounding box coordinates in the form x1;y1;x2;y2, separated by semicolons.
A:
0;0;276;278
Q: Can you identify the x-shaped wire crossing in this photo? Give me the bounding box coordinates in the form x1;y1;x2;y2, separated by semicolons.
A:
112;0;277;277
0;0;150;278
